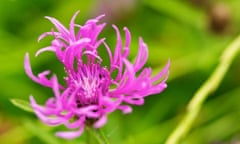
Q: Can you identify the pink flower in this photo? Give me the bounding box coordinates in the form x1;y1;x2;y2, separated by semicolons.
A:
24;11;169;139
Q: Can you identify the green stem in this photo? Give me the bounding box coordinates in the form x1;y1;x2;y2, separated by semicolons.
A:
86;126;110;144
86;127;91;144
165;35;240;144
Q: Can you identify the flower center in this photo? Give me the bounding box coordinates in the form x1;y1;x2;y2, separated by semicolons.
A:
66;64;111;107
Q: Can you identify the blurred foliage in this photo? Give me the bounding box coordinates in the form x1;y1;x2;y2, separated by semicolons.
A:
0;0;240;144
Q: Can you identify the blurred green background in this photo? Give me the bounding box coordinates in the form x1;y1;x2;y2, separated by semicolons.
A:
1;0;240;144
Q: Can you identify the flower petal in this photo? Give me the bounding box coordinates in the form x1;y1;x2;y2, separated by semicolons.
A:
133;38;149;72
94;115;107;128
24;53;53;88
45;16;70;41
35;46;55;57
118;105;132;114
56;126;84;139
69;11;80;39
151;59;170;83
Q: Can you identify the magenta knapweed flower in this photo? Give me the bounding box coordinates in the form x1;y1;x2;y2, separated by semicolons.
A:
24;11;169;139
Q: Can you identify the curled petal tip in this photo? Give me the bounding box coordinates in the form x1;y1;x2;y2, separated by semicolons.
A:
119;105;132;114
35;46;55;57
96;14;105;20
29;95;35;103
112;24;118;29
24;53;30;70
94;116;107;128
24;52;30;60
44;16;52;21
167;58;171;66
37;34;45;42
139;37;147;46
74;10;80;15
163;83;167;88
123;26;128;31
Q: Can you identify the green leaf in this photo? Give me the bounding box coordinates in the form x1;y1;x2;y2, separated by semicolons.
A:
10;99;33;113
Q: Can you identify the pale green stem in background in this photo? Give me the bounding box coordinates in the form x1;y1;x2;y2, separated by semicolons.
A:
166;35;240;144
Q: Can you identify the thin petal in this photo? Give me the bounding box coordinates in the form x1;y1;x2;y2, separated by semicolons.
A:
69;11;80;39
133;38;149;72
56;126;84;139
30;96;64;125
83;51;102;62
118;105;132;114
38;31;60;42
35;46;55;57
74;105;99;118
123;27;131;57
151;59;170;83
112;25;122;67
64;116;85;129
94;115;107;128
114;59;135;93
103;42;113;68
45;16;70;41
124;96;144;105
24;53;53;88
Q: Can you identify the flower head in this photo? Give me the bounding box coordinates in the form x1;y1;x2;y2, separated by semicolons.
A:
24;11;170;139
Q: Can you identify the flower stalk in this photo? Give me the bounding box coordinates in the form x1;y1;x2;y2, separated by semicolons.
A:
86;126;110;144
166;35;240;144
